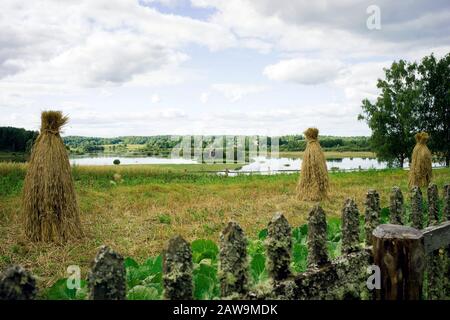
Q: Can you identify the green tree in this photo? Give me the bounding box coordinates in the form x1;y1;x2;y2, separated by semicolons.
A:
358;60;422;167
417;53;450;167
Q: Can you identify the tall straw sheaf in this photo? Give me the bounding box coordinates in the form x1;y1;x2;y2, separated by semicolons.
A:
408;132;432;188
297;128;329;201
22;111;83;242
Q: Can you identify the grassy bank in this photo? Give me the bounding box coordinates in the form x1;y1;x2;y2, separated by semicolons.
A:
0;162;449;292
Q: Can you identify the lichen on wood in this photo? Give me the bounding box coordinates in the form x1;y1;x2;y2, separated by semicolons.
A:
342;198;360;254
410;186;424;229
88;245;126;300
427;183;439;225
0;265;37;300
364;189;380;244
266;213;292;281
219;221;248;297
307;204;329;267
389;186;404;225
163;235;193;300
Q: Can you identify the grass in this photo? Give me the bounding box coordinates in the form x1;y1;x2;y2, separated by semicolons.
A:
0;151;28;162
0;162;449;295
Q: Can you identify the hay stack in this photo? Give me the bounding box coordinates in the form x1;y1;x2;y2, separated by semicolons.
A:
297;128;329;201
22;111;83;242
408;132;432;188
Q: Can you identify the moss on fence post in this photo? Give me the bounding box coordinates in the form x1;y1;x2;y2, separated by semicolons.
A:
364;189;380;245
443;184;450;298
410;186;424;229
426;183;444;300
307;205;329;267
444;184;450;221
219;221;248;298
342;198;360;254
427;183;439;225
0;265;37;300
163;235;193;300
88;245;126;300
389;186;404;225
266;213;292;281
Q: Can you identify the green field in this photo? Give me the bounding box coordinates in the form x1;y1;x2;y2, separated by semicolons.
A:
0;162;449;297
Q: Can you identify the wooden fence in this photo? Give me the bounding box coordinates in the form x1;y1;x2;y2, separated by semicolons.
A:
1;184;449;300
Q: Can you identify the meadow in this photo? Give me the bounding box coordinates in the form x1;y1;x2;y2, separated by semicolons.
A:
0;162;449;298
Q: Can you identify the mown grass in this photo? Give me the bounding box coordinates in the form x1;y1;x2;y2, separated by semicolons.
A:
0;162;449;295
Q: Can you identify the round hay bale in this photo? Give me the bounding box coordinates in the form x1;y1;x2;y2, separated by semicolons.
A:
22;111;83;242
408;132;432;188
297;128;329;201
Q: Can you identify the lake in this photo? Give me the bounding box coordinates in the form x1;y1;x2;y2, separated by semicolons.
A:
69;154;445;173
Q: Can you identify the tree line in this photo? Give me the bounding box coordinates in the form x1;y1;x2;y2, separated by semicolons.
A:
359;53;450;167
0;127;38;153
62;135;371;154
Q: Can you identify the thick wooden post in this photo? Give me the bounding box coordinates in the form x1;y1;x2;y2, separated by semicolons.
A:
372;224;425;300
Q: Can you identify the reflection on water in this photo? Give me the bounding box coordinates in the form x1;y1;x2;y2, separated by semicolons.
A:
69;155;196;166
237;156;386;173
69;154;444;175
232;156;444;175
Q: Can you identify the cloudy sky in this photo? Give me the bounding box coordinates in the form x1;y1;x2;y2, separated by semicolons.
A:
1;0;449;137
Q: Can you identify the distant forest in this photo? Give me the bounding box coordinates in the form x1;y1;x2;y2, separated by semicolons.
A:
0;127;371;155
0;127;38;152
63;135;371;154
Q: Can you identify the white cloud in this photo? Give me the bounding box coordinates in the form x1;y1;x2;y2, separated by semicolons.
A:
200;92;209;104
212;83;267;102
263;58;344;85
151;94;161;103
0;0;236;88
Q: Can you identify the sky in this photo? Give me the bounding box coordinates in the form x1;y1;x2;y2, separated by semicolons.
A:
0;0;449;137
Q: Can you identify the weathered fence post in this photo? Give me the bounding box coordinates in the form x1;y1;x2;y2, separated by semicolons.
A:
444;184;450;221
443;184;450;297
88;245;126;300
372;224;425;300
410;186;424;229
307;205;329;267
0;265;37;300
342;198;360;254
427;183;439;225
389;187;404;225
364;189;380;244
426;183;443;300
163;235;193;300
266;213;292;281
219;221;248;297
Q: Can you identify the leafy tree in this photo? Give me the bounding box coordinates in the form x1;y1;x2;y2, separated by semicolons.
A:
417;53;450;166
358;60;423;167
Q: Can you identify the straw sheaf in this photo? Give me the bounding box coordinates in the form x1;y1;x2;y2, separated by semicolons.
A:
408;132;432;188
415;132;429;144
304;127;319;142
297;128;329;201
22;111;83;242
